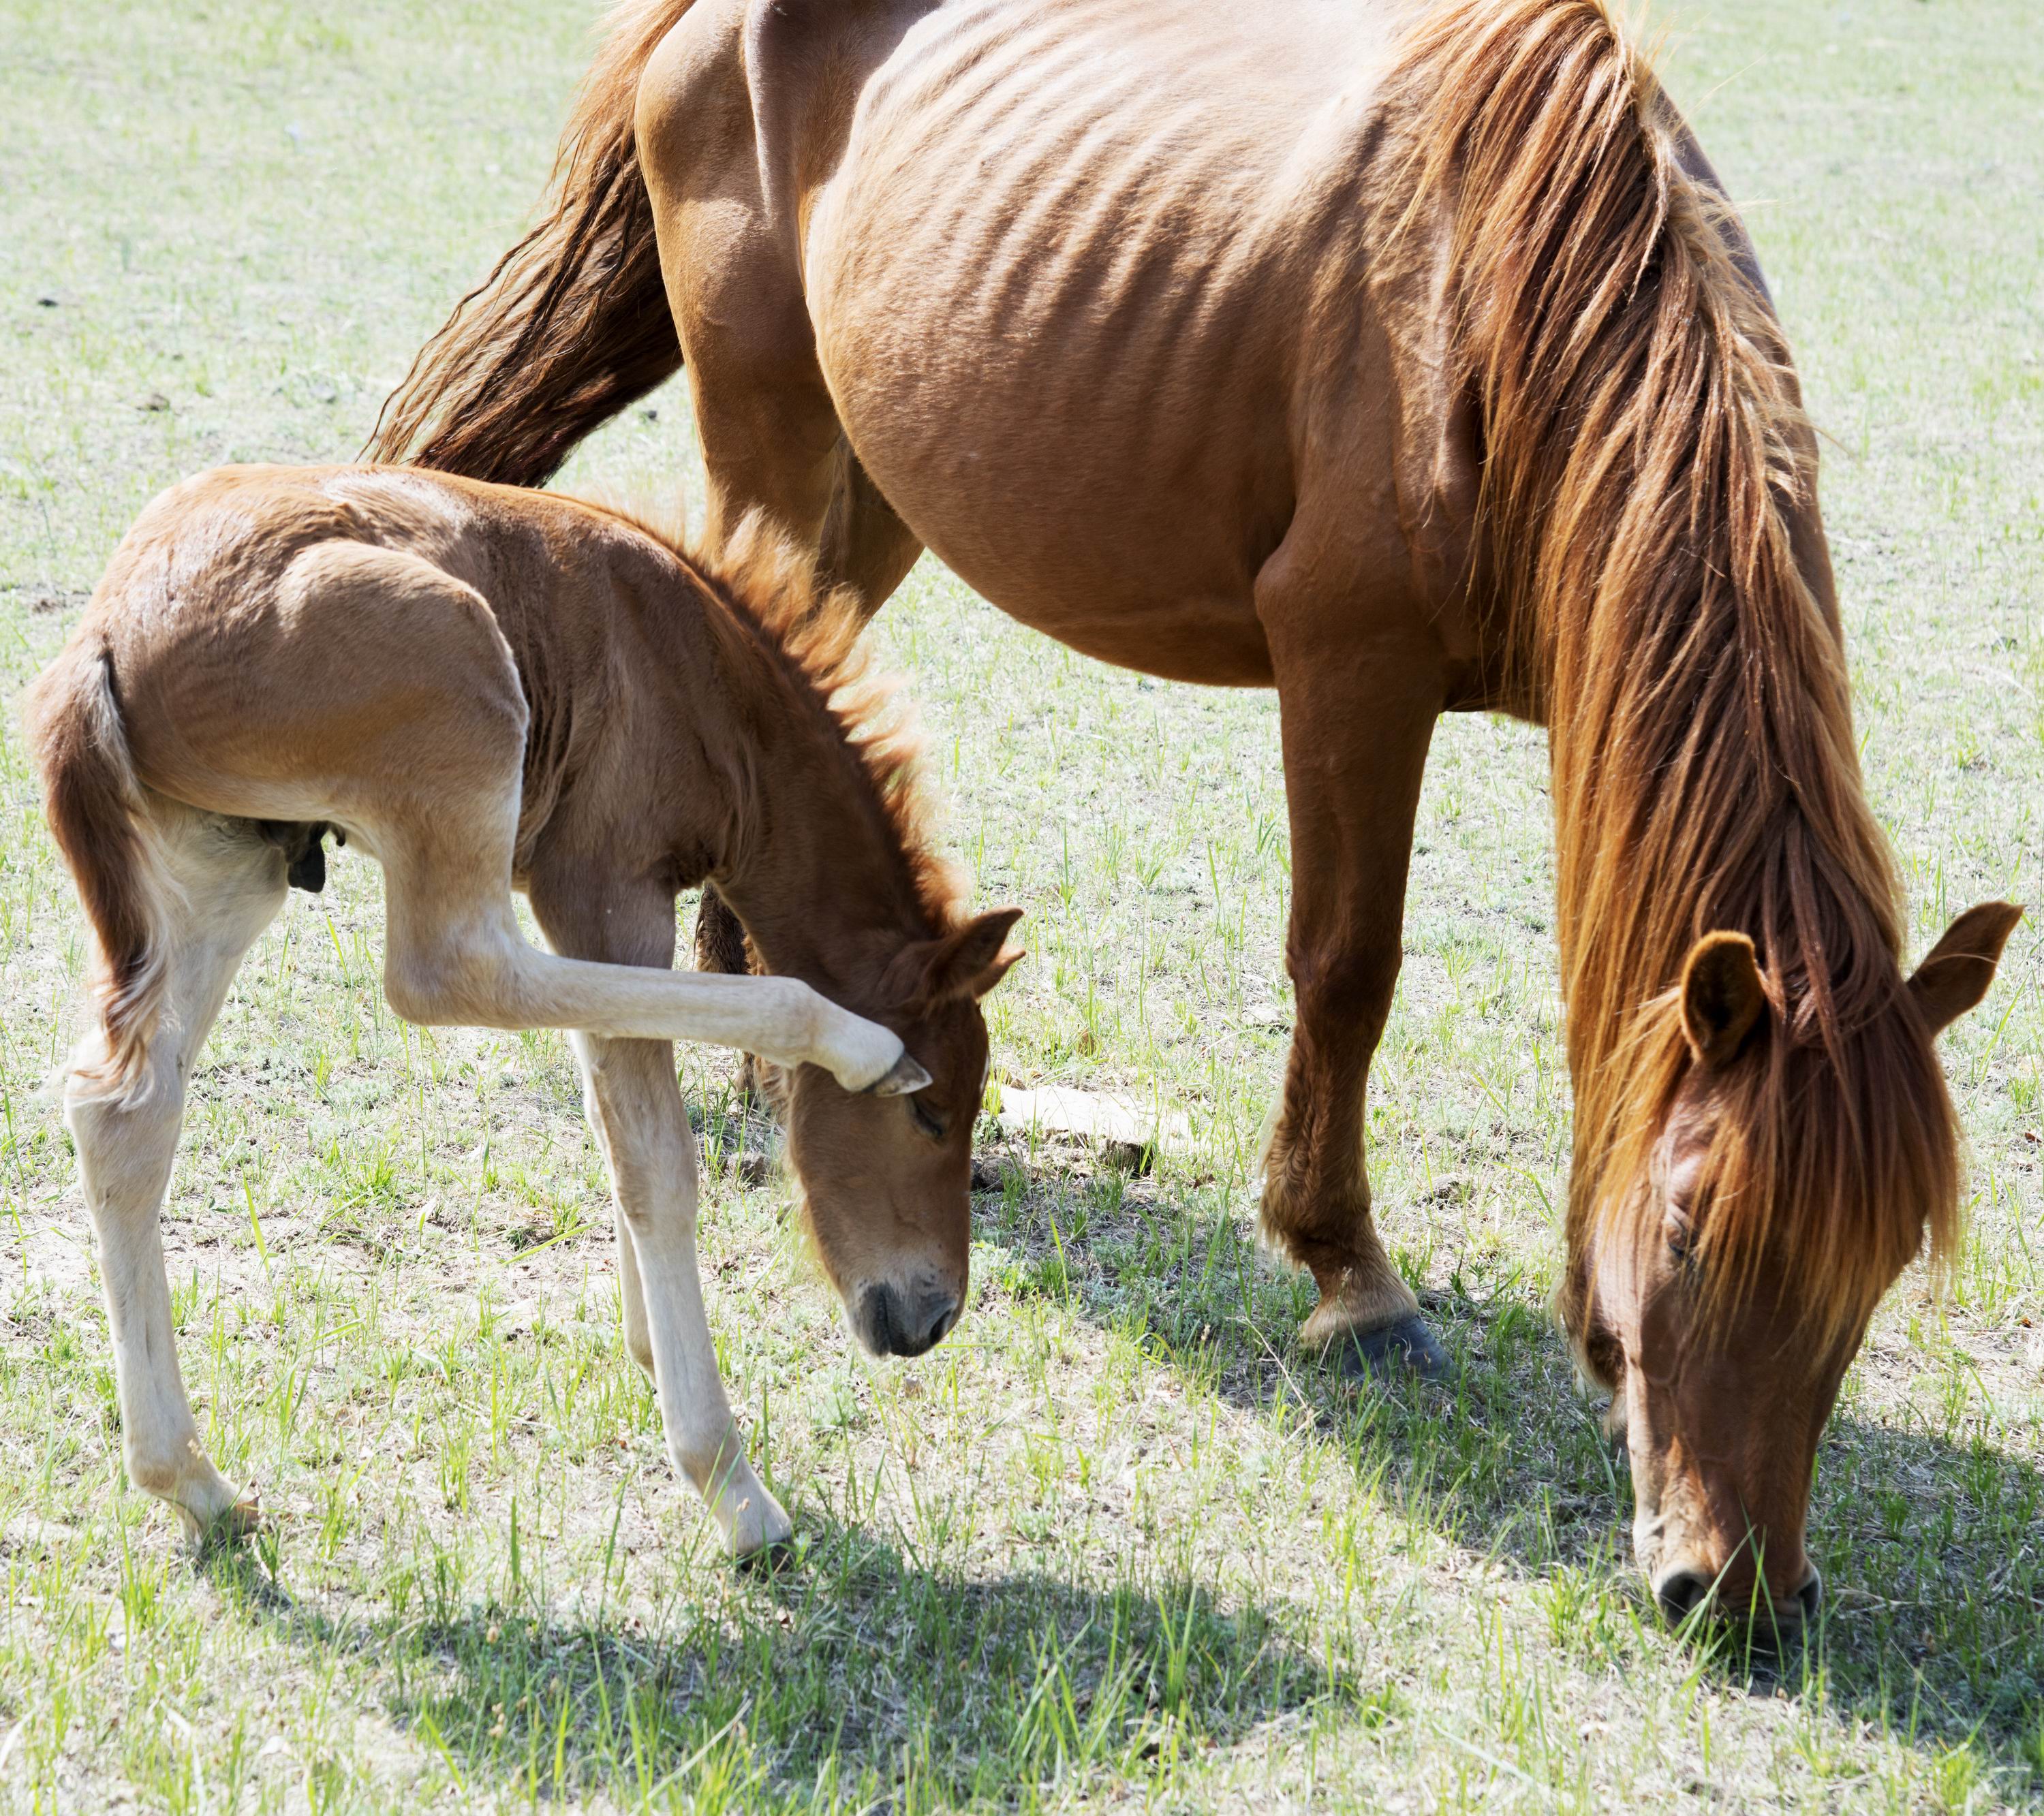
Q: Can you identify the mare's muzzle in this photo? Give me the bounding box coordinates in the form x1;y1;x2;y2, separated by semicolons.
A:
1652;1563;1823;1637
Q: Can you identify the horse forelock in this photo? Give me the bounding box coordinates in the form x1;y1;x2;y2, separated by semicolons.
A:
1386;0;1960;1345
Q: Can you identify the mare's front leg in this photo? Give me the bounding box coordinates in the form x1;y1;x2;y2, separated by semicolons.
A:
1258;552;1449;1381
644;56;925;996
527;875;788;1556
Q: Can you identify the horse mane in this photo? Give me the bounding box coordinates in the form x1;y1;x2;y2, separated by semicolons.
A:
583;498;960;937
1384;0;1959;1347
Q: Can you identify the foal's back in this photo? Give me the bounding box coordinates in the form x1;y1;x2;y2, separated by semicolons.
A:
81;465;700;852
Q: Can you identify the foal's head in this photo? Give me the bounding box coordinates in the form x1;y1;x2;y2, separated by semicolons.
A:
1564;903;2020;1635
788;908;1021;1357
678;513;1025;1360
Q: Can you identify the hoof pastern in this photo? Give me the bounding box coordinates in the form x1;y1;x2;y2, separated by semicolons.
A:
185;1488;262;1550
721;1490;795;1563
1333;1314;1451;1384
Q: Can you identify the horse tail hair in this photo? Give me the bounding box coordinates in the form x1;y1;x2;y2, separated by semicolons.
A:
365;0;698;484
25;639;172;1105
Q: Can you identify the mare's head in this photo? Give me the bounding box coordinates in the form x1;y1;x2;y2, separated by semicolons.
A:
1564;903;2021;1635
786;908;1021;1357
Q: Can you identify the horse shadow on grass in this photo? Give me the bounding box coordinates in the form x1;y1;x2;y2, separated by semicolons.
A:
206;1512;1349;1807
977;1147;2044;1785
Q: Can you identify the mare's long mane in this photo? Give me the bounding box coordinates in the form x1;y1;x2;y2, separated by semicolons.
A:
1385;0;1958;1338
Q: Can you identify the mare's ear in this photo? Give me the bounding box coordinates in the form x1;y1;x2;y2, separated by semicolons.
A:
916;908;1025;1005
1679;931;1767;1069
1907;901;2024;1036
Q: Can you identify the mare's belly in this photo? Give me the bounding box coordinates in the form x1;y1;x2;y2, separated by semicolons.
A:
805;0;1400;686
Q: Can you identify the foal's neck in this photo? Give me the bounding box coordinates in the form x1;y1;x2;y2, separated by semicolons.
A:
677;579;935;1007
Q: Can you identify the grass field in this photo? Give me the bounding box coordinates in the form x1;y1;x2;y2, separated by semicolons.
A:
2;0;2041;1809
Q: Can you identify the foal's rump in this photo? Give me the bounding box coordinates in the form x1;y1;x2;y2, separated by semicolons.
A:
27;467;536;1093
108;516;528;837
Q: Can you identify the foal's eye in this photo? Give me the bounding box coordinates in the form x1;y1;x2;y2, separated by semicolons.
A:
908;1095;947;1141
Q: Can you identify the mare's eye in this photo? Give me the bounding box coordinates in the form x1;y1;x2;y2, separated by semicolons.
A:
908;1095;947;1141
1666;1222;1697;1272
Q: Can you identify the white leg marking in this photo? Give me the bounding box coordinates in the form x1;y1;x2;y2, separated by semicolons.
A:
70;810;285;1538
570;1032;791;1557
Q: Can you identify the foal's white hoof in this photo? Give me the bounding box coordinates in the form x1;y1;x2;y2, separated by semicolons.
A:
863;1050;933;1098
719;1485;794;1561
177;1485;262;1550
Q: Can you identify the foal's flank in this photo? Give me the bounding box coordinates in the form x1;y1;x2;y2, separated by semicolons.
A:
25;464;1021;1558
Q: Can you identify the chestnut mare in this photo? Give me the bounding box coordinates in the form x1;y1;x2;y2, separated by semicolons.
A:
28;467;1020;1557
372;0;2019;1624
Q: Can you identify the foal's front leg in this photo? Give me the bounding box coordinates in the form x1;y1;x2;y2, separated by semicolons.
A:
569;1031;790;1556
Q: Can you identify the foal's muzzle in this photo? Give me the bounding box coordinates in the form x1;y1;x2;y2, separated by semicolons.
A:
856;1280;961;1357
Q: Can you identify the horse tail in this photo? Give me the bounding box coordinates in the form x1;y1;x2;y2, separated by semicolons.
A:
25;638;173;1103
365;0;698;484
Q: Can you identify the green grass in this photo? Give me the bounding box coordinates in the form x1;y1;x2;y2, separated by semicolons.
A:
1;0;2041;1809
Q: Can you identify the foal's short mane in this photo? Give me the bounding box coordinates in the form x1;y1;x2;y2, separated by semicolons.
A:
1387;0;1958;1343
590;500;959;934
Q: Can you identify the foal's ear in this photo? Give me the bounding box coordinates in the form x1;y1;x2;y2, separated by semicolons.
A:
1679;931;1767;1069
1906;901;2024;1036
916;908;1025;1005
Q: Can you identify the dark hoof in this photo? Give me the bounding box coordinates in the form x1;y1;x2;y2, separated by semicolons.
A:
1335;1314;1451;1384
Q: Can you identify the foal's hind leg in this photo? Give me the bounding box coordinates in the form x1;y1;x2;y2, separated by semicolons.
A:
67;808;288;1536
1256;548;1450;1381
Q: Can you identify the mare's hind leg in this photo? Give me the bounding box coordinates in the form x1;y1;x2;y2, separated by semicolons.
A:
1256;544;1450;1381
644;29;925;998
67;807;288;1536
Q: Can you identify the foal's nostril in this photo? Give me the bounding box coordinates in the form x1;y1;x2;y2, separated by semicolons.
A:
899;1289;959;1355
1655;1568;1712;1625
857;1283;960;1357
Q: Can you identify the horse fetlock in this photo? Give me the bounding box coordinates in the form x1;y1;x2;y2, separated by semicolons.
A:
711;1469;793;1560
681;1439;790;1557
127;1433;243;1526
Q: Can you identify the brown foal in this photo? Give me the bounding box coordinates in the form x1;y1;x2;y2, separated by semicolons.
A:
372;0;2019;1624
27;465;1020;1557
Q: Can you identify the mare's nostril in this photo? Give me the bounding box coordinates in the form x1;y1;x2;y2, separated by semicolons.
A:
1655;1568;1712;1625
1794;1568;1823;1622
